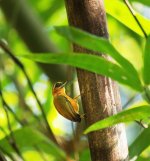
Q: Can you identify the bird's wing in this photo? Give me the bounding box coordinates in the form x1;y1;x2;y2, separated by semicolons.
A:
54;95;81;122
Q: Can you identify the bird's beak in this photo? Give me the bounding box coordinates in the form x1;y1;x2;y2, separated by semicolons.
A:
60;81;67;88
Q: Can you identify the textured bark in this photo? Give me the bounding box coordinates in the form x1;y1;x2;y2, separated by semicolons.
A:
0;0;67;81
64;0;129;161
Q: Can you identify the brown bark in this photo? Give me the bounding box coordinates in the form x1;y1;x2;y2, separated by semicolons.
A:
64;0;129;161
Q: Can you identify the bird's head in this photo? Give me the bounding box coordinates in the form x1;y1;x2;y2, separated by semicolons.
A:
52;82;67;96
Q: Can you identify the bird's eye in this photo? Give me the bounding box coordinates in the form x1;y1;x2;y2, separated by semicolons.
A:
54;82;64;88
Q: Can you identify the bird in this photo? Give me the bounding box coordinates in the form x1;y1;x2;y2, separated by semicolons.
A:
52;82;81;122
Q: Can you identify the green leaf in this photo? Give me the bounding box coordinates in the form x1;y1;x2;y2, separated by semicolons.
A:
0;126;65;160
129;125;150;159
40;0;64;21
80;149;91;161
143;35;150;85
19;53;142;91
55;26;142;89
136;156;150;161
105;0;150;36
55;26;136;73
84;105;150;134
130;0;150;7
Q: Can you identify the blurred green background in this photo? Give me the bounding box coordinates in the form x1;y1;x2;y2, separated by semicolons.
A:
0;0;150;160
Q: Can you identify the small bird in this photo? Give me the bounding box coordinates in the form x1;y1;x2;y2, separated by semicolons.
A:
52;82;81;122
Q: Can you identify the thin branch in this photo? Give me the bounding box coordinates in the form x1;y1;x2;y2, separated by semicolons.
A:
11;75;43;124
34;145;48;161
135;120;148;128
0;83;25;161
0;127;16;161
0;127;7;136
0;76;49;161
124;0;147;39
144;86;150;103
0;145;16;161
0;67;26;126
122;94;139;108
71;122;79;161
0;91;49;161
0;150;7;161
2;98;26;126
0;40;58;145
3;110;25;161
123;94;148;128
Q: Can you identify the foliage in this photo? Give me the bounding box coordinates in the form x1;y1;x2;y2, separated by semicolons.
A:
0;0;150;160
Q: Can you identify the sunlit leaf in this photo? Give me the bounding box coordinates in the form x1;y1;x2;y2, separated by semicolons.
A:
84;105;150;134
80;149;91;161
54;26;142;89
129;125;150;159
105;0;150;36
136;156;150;161
40;0;64;21
0;127;65;160
19;53;142;91
143;35;150;85
130;0;150;7
55;26;137;74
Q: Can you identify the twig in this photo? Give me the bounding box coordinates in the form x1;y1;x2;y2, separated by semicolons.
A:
69;82;79;161
0;94;49;161
144;86;150;103
0;149;7;161
0;145;16;161
123;94;148;128
0;82;25;161
11;75;43;124
71;122;79;161
135;120;148;128
0;127;16;161
0;77;49;161
123;94;139;108
0;40;58;144
124;0;147;39
0;68;26;126
3;106;25;161
34;145;48;161
2;98;26;126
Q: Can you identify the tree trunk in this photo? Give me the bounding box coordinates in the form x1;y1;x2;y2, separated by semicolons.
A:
64;0;129;161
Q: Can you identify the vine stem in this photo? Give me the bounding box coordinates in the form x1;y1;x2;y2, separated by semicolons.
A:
0;40;58;145
124;0;147;39
0;82;25;161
